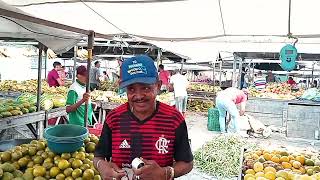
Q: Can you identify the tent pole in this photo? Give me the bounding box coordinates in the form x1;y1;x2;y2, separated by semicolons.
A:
84;31;95;127
36;43;44;139
219;61;222;86
238;58;243;89
36;43;43;112
73;46;78;83
212;61;216;86
157;48;162;67
180;60;185;73
252;63;255;83
311;61;315;87
232;56;237;87
44;49;48;79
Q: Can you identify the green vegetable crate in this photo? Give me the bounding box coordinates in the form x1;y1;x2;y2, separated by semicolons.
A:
207;107;220;131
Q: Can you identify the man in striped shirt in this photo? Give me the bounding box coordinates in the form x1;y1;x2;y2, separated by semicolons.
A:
254;71;267;91
94;55;193;180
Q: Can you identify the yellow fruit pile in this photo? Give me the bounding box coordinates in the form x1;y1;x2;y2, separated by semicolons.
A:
249;83;305;100
0;134;101;180
243;149;320;180
0;80;68;96
188;83;221;93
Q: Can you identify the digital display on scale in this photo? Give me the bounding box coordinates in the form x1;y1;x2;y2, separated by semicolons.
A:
285;50;294;55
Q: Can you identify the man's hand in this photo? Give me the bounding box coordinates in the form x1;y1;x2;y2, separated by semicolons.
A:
133;158;166;180
98;161;126;180
239;110;245;116
82;92;91;103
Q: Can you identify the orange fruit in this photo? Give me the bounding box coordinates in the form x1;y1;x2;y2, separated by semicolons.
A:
256;150;263;156
281;162;292;169
245;169;255;175
264;153;272;161
255;172;265;178
244;174;255;180
280;156;289;163
265;171;276;180
252;154;260;160
299;167;306;174
296;155;305;165
264;167;277;174
254;162;264;172
271;156;280;163
293;161;302;169
288;155;295;161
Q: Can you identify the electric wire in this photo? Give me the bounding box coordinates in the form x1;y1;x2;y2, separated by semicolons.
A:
79;0;128;35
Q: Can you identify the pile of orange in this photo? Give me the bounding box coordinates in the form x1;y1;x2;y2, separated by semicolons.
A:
243;149;320;180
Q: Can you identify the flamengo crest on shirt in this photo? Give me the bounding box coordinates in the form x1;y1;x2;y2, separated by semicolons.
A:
155;135;170;154
119;140;131;149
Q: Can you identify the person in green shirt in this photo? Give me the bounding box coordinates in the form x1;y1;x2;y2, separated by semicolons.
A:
66;65;93;126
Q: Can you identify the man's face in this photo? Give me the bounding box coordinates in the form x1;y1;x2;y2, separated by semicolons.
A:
77;74;87;84
55;65;62;70
96;63;100;68
126;82;160;114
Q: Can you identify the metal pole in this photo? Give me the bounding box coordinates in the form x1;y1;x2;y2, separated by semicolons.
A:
36;43;43;112
212;61;216;86
36;43;44;139
252;63;255;83
180;59;185;73
157;48;162;68
232;56;237;87
73;46;78;83
311;61;315;87
44;49;48;79
238;58;243;89
219;61;222;86
84;31;95;127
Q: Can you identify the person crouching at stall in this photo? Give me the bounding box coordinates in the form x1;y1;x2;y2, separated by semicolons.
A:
66;66;93;126
215;87;248;133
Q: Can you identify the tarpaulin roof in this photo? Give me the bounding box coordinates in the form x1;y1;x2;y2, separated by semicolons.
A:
3;0;320;60
0;1;88;53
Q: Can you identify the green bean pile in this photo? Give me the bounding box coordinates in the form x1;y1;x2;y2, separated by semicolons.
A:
194;135;247;178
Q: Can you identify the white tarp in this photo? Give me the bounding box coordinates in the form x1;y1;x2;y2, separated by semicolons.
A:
5;0;320;39
0;0;85;54
3;0;320;60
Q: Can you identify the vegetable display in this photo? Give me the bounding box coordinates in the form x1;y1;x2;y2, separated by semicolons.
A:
194;135;249;178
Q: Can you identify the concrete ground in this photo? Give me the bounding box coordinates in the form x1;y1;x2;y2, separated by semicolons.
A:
177;112;320;180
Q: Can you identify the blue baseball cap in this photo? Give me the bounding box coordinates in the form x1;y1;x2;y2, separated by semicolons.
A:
119;55;158;88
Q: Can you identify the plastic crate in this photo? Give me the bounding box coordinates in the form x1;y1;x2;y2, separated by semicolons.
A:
207;107;220;131
88;123;103;136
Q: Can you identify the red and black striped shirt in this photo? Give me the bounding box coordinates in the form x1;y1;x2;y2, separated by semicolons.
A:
95;102;193;168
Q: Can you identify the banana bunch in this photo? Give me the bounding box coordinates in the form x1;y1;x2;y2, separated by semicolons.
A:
188;83;221;93
187;99;214;112
0;80;68;95
100;81;119;92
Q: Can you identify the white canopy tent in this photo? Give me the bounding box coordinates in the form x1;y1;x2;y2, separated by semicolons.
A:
0;1;88;53
3;0;320;60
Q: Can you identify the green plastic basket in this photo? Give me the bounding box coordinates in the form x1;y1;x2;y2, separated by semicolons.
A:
207;107;220;131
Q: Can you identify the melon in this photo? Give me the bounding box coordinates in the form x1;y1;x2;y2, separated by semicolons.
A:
40;99;53;111
52;95;66;108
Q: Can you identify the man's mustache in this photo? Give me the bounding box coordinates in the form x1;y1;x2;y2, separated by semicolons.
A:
132;97;149;103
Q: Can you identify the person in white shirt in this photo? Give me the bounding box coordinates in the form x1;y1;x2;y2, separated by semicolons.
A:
170;70;189;117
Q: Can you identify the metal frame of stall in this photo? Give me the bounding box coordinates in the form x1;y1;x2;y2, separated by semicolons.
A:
0;7;118;139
